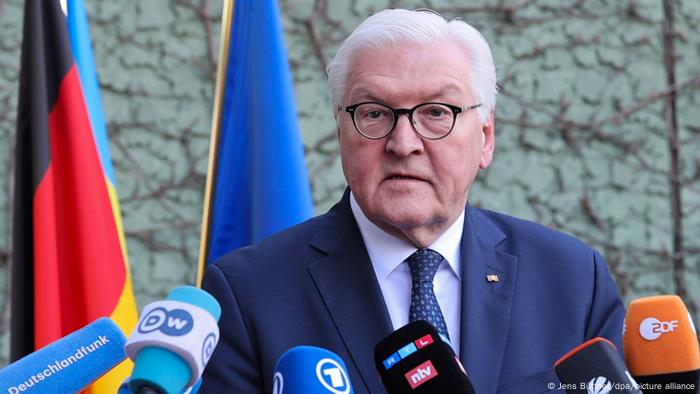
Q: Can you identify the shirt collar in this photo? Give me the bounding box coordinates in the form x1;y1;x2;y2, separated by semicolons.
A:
350;192;464;282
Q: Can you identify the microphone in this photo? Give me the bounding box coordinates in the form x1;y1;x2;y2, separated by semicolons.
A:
0;317;127;393
554;337;641;394
272;346;354;394
373;320;475;393
623;295;700;393
125;286;221;394
118;377;202;394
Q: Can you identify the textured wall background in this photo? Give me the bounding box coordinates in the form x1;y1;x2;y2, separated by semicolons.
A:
0;0;699;366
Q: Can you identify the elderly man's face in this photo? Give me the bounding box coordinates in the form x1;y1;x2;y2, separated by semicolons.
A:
338;41;495;247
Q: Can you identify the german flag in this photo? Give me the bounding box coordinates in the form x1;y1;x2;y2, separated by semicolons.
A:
11;0;137;392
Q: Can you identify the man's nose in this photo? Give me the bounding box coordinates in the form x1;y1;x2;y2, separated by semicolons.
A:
385;114;424;157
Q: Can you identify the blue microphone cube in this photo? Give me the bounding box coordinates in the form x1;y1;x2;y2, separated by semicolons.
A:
273;346;354;394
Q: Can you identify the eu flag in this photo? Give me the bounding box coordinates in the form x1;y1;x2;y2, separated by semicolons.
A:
197;0;313;280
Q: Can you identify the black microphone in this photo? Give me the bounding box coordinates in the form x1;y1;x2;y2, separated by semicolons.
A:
554;337;641;394
374;320;475;393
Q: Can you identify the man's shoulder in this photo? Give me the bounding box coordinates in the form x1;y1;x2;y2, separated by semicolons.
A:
210;208;340;277
472;207;598;260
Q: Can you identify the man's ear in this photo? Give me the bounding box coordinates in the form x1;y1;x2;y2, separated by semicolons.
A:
479;112;495;169
335;106;342;139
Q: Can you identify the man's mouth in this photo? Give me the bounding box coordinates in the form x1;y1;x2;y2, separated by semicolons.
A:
386;174;425;182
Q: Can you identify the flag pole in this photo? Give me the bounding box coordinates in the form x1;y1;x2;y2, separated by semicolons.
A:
197;0;235;287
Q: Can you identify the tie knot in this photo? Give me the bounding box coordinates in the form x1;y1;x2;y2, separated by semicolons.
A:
406;249;443;283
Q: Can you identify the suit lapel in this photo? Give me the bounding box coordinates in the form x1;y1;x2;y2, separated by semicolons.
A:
459;207;518;394
308;191;394;394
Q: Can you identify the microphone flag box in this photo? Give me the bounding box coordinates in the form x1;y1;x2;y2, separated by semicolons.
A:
555;337;641;394
0;317;127;394
272;346;354;394
126;286;221;393
623;295;700;392
373;320;474;393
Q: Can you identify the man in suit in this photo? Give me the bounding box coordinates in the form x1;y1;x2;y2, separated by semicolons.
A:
200;9;625;394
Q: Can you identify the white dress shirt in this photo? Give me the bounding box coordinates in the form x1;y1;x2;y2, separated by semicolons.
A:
349;192;464;355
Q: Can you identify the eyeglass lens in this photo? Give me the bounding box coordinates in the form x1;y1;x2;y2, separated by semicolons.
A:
353;102;455;139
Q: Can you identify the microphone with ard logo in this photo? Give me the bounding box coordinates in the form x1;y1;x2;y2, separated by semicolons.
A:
373;320;475;393
272;346;354;394
554;337;641;394
126;286;221;394
623;295;699;393
0;317;127;394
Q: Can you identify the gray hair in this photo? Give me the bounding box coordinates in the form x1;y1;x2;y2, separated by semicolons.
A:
326;9;497;122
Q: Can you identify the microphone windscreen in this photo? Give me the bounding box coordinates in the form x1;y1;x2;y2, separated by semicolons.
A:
374;320;475;393
118;377;202;393
0;317;127;393
623;295;699;392
623;295;700;376
554;337;641;394
127;285;222;394
272;346;354;394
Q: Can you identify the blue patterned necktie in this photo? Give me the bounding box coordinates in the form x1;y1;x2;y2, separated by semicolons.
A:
407;248;450;340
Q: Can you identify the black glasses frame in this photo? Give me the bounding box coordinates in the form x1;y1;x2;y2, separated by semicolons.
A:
340;101;482;140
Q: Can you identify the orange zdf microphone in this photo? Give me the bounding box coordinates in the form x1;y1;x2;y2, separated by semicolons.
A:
623;295;700;393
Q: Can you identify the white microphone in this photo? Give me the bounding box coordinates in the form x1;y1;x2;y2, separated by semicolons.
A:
125;286;221;394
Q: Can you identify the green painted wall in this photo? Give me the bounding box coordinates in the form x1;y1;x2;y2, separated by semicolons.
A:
0;0;698;365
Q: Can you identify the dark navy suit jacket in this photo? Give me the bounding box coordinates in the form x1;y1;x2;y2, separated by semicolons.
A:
200;191;625;393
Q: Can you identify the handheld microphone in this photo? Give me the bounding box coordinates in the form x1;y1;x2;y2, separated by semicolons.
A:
118;377;202;394
126;286;221;394
623;295;699;393
373;320;475;393
272;346;354;394
554;337;641;394
0;317;127;393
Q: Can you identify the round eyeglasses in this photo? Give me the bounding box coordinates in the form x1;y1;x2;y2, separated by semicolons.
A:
339;101;482;140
